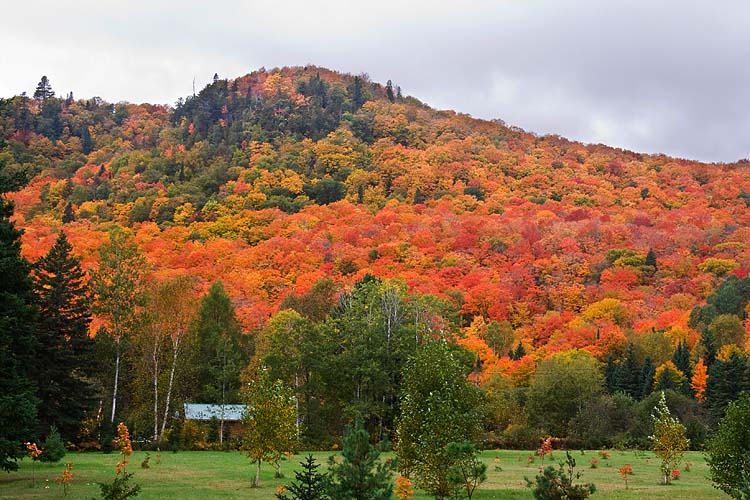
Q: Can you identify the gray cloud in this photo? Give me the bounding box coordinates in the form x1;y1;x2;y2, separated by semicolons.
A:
1;0;747;162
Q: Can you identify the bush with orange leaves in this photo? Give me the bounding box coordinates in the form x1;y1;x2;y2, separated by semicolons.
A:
55;462;74;496
96;423;141;500
394;476;414;500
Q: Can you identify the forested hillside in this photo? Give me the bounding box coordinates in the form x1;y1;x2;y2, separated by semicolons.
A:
2;66;750;454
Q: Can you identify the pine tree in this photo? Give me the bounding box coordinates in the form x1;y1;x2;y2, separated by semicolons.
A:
352;76;365;110
613;343;640;398
277;454;330;500
672;341;692;382
62;202;74;223
328;418;394;500
33;76;55;100
0;196;39;471
513;341;526;360
645;248;657;270
282;455;328;499
701;329;718;368
706;352;748;422
605;355;617;393
385;80;395;103
32;231;96;440
191;281;245;445
638;357;656;399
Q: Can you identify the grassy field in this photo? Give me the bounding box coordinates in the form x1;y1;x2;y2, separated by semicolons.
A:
0;449;727;499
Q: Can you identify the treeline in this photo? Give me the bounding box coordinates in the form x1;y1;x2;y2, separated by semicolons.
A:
4;168;749;471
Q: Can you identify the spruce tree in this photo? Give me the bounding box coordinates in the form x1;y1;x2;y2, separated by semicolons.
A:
33;76;54;100
706;352;749;422
513;341;526;360
385;80;395;103
277;454;330;500
328;419;394;500
191;281;245;444
0;196;39;471
638;357;656;399
613;343;640;398
672;341;692;381
32;231;96;440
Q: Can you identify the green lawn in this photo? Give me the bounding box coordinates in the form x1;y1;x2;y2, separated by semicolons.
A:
0;449;727;499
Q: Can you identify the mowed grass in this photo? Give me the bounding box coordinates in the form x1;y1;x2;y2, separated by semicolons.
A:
0;449;728;499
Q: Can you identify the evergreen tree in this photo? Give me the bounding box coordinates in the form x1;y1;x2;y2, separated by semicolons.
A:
0;196;39;471
191;281;245;444
81;124;93;154
33;76;54;100
385;80;395;103
32;231;96;440
613;343;640;398
352;76;365;109
328;419;394;500
605;355;617;393
701;328;718;368
672;341;692;381
706;352;749;422
62;202;74;223
638;356;656;399
512;341;526;360
645;248;657;270
277;454;330;500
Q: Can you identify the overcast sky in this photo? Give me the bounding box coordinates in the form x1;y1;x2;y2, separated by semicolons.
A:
1;0;748;163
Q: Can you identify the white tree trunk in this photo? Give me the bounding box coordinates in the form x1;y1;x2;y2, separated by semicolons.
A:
152;341;160;441
160;335;181;440
110;338;121;423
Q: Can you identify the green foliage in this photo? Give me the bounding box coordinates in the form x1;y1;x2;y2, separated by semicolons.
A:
277;454;330;500
191;281;246;406
706;393;750;499
446;441;487;500
706;351;749;422
0;197;39;472
39;426;66;463
97;471;142;500
327;419;394;500
527;350;604;436
241;368;298;487
708;314;746;348
396;341;485;499
650;392;689;485
525;451;596;500
90;228;147;424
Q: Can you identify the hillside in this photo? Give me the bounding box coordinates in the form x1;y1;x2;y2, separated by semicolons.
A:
3;65;750;383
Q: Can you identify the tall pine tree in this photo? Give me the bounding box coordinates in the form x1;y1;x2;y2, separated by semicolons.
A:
0;196;39;471
32;231;96;441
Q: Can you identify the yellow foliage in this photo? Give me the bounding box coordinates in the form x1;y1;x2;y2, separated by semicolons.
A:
716;344;745;363
698;258;740;276
581;298;625;324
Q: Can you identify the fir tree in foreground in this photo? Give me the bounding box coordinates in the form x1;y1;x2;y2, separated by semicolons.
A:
32;231;96;440
276;454;330;500
327;419;394;500
0;196;39;472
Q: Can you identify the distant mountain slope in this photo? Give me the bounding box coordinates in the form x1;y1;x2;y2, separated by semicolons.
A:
3;66;750;375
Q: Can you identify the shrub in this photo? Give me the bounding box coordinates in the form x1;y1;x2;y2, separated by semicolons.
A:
39;427;66;463
525;451;596;500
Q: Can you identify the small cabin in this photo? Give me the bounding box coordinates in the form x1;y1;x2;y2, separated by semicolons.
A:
183;403;247;440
